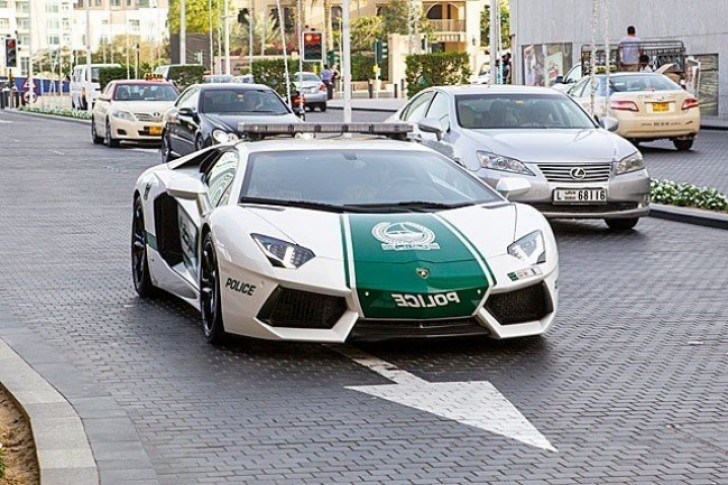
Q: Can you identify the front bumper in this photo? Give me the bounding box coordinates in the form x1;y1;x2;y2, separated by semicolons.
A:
218;255;558;342
480;167;651;219
110;118;164;141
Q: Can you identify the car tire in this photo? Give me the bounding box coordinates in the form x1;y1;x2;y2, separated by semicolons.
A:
131;197;158;298
91;117;103;144
195;134;205;152
200;231;229;346
673;139;694;151
605;217;639;231
160;131;175;163
105;119;120;148
319;103;327;112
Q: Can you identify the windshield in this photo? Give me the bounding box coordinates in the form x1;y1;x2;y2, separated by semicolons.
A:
607;74;682;92
240;150;500;211
295;73;320;83
200;89;289;114
113;83;177;101
456;93;596;129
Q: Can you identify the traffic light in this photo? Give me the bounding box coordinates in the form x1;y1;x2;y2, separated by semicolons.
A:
237;8;249;26
302;31;322;62
326;50;340;66
4;38;17;68
374;40;388;63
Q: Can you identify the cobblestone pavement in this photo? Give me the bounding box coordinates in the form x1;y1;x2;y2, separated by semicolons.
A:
0;109;727;484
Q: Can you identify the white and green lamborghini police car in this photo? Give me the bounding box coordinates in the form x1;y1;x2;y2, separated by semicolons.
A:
131;123;559;344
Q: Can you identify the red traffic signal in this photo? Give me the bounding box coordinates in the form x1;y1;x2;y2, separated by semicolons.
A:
5;38;17;68
302;31;322;62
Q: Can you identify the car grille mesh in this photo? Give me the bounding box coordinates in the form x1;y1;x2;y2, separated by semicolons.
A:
257;288;346;329
485;283;553;325
135;113;162;122
538;163;611;182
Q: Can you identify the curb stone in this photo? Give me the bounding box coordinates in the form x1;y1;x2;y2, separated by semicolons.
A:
5;109;92;125
648;203;728;230
0;340;98;485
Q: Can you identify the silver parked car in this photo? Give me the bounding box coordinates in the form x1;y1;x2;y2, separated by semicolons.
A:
388;85;650;230
293;72;328;112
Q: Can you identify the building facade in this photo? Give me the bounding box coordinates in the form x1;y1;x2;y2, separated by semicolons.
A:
510;0;727;117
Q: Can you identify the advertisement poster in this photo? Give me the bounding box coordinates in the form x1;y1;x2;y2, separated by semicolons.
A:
523;43;572;86
545;52;564;86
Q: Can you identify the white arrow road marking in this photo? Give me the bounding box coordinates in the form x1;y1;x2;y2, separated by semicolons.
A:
332;345;556;452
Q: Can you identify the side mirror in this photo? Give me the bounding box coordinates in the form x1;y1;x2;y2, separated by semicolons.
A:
178;106;196;117
599;116;619;132
554;75;564;84
166;177;206;199
417;118;443;141
496;177;531;199
293;106;306;120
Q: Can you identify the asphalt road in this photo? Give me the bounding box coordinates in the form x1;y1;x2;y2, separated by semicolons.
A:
0;109;727;484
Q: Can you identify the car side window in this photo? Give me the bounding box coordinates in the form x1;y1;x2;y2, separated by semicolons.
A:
570;77;589;97
204;151;239;207
175;88;194;107
425;92;451;130
401;92;435;122
183;89;200;110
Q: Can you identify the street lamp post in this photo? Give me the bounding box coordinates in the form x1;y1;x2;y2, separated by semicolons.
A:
488;0;497;85
224;0;230;74
86;0;92;112
180;0;186;64
342;0;351;123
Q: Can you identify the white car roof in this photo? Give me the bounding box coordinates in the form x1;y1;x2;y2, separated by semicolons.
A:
432;84;563;95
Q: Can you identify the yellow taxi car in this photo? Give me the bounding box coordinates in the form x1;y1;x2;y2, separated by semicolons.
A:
91;80;178;148
568;72;700;151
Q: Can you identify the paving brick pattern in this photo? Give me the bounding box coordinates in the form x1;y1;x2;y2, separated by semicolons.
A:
0;110;727;484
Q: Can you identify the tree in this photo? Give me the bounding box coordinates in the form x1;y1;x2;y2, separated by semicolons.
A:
168;0;222;34
351;16;382;51
232;12;281;56
378;0;433;41
481;0;510;49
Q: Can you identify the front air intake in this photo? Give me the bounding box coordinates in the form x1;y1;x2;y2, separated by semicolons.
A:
257;288;347;329
485;283;553;325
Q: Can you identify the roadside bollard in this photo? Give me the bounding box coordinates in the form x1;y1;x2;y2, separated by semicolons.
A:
394;83;398;98
400;79;406;98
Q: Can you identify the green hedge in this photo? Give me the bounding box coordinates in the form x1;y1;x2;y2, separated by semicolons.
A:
251;59;320;97
405;52;471;97
99;66;131;91
20;105;92;120
351;54;389;82
167;65;205;90
651;179;728;212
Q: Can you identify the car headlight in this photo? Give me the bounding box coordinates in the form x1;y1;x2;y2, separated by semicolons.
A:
477;151;535;176
507;230;546;265
111;110;135;121
212;129;240;144
251;234;315;269
614;151;644;175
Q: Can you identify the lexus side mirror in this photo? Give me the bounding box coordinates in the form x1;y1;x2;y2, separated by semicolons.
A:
554;75;564;84
599;116;619;132
417;118;443;141
178;107;196;117
293;106;306;120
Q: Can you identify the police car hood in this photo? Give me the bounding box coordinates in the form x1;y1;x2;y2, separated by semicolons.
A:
244;204;518;261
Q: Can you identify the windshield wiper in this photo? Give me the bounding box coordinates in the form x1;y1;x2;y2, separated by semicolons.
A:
239;197;353;213
349;201;471;211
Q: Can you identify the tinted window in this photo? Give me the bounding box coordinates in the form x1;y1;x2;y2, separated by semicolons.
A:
113;83;178;101
401;92;434;122
200;89;289;114
456;93;597;129
241;150;499;208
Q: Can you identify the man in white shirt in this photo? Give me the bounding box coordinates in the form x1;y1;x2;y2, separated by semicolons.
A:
618;26;642;72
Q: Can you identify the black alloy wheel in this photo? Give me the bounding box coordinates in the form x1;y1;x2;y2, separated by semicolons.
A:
131;197;157;297
160;131;175;162
200;232;228;345
91;117;103;144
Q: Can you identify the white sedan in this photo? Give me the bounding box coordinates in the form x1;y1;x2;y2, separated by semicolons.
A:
92;80;179;147
131;123;558;344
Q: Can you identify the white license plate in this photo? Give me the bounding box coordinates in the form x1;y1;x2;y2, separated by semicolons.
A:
553;188;607;204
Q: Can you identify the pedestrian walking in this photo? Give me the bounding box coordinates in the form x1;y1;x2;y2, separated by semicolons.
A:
320;64;334;100
618;26;642;72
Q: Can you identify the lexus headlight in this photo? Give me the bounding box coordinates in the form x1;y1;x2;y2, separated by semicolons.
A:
111;110;135;121
212;129;240;144
477;151;535;176
507;230;545;265
251;234;315;269
614;151;644;175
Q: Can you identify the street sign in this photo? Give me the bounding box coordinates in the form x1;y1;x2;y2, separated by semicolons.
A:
23;78;36;92
302;31;323;62
23;91;37;104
